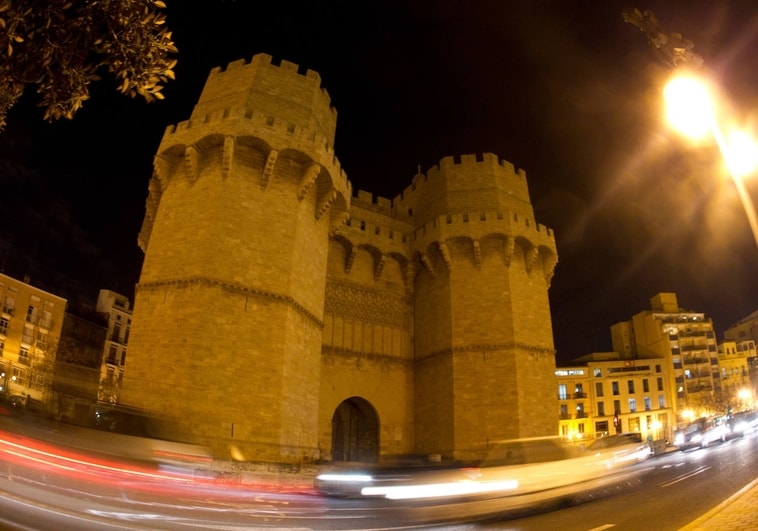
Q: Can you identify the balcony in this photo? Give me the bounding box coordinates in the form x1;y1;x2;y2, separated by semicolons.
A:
681;344;708;352
678;330;707;338
574;392;587;399
686;382;712;394
683;356;710;365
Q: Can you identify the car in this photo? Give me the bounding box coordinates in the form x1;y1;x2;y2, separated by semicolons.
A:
314;436;649;501
674;417;729;450
727;410;758;437
586;432;651;464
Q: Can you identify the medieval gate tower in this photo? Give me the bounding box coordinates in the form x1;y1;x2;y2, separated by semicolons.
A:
121;54;558;464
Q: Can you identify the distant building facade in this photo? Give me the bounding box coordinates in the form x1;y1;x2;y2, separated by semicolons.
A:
119;54;559;464
95;289;132;404
53;302;108;422
716;339;755;412
724;311;758;393
0;273;66;407
557;355;675;444
555;292;751;441
724;310;758;344
610;292;720;420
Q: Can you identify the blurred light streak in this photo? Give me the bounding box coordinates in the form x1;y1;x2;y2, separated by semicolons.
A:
361;478;519;500
0;432;189;483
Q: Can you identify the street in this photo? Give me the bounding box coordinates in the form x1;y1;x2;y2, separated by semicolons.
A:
1;415;757;529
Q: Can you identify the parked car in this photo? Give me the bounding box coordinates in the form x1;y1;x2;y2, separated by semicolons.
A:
674;417;729;450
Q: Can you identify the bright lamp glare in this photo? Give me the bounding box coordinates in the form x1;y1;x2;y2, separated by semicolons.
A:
724;130;758;178
664;76;713;139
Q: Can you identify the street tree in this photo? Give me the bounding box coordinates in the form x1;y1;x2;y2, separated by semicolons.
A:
0;0;177;130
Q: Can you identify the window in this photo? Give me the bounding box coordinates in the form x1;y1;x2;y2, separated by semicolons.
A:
597;401;606;416
643;379;649;393
629;398;637;412
560;404;569;419
11;367;26;386
594;368;602;377
576;403;585;417
595;381;604;397
644;396;652;410
108;345;118;364
657;377;664;391
628;380;635;394
656;364;662;373
26;305;38;323
2;296;14;315
0;317;8;335
578;423;585;434
22;324;34;345
659;395;666;408
612;381;619;395
19;346;30;364
121;348;127;365
575;383;585;398
629;417;640;432
558;384;568;400
613;400;621;414
595;420;609;434
39;310;53;329
0;339;4;356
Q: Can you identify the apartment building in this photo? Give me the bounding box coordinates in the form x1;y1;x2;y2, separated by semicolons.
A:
610;292;719;420
724;312;758;393
557;354;675;445
95;289;132;404
0;273;66;408
717;339;755;411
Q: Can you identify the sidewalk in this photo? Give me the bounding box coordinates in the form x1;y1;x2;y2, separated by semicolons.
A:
680;478;758;530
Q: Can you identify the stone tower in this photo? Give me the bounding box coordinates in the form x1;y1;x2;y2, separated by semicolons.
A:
122;53;558;465
398;155;558;460
120;54;351;462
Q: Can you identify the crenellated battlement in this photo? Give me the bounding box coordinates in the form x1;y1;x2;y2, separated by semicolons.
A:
342;215;411;245
351;190;394;213
164;105;333;149
191;53;338;145
207;54;334;116
392;153;531;221
157;105;350;198
414;208;555;249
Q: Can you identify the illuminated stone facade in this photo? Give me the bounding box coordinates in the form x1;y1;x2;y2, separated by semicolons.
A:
120;54;559;464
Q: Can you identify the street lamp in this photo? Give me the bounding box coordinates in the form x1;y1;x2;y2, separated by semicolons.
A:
663;72;758;248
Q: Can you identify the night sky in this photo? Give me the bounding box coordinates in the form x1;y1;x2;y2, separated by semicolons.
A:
1;0;757;365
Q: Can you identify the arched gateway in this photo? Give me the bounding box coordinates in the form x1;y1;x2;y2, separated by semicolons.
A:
331;397;379;462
